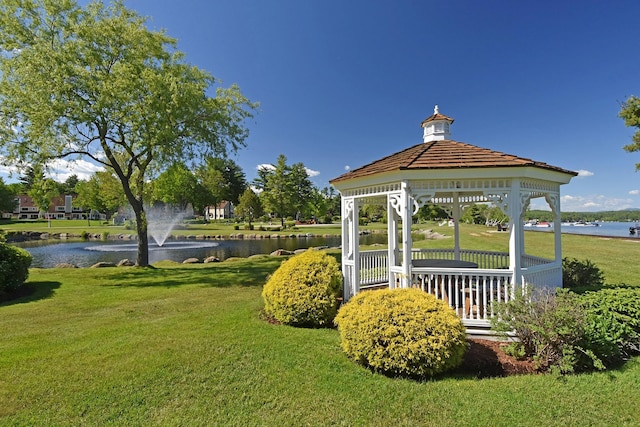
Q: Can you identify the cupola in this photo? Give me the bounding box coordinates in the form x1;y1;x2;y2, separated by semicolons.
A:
421;105;454;142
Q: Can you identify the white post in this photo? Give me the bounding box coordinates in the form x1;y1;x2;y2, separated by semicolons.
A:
341;197;360;301
400;181;413;288
452;191;461;260
509;180;523;292
551;192;563;288
351;199;360;298
387;194;399;288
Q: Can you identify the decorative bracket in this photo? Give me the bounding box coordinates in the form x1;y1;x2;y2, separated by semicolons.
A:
389;193;402;217
485;192;509;216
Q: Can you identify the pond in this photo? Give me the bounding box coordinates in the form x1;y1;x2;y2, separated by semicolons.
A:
15;234;387;268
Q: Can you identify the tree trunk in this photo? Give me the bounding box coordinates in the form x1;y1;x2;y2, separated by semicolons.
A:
134;206;149;266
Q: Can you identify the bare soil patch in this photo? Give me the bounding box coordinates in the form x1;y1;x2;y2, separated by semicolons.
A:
454;338;537;378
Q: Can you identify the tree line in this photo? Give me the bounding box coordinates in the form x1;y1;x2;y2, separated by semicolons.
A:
0;155;342;227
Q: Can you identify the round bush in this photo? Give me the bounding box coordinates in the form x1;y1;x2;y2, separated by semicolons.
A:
262;250;342;327
0;243;32;296
334;288;467;378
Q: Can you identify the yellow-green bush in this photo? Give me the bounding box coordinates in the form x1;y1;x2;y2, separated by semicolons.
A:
262;250;342;327
334;288;467;378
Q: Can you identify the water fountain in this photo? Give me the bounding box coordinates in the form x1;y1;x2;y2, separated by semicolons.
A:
146;208;184;247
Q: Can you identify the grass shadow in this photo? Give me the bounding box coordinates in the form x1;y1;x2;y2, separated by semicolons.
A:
0;281;61;307
99;259;285;289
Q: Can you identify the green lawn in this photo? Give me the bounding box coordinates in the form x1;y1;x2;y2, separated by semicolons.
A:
2;253;640;425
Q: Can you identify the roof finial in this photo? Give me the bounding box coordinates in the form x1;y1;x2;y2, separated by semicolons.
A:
434;105;439;114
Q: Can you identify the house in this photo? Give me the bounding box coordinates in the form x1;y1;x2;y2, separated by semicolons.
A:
205;201;234;220
10;194;106;220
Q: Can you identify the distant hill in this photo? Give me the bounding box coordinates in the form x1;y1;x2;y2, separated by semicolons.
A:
527;209;640;222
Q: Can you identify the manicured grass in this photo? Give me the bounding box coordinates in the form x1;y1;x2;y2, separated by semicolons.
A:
1;256;640;425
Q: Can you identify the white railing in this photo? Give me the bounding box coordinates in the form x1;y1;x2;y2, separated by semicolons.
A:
390;268;514;322
360;249;511;284
359;250;389;286
411;249;510;269
522;264;562;289
356;249;558;325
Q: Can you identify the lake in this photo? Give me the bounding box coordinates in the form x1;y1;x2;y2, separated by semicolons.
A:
15;222;640;268
16;234;386;268
526;221;640;238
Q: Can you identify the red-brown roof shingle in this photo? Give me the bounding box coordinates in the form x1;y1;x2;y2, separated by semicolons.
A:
330;140;577;183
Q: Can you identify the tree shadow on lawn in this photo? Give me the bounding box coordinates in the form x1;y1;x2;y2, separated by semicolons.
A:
99;263;281;289
0;281;61;307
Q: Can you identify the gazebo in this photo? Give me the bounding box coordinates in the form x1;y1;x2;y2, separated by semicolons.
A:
329;106;577;335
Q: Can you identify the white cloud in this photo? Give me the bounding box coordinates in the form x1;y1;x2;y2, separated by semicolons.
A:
256;163;319;177
344;165;350;171
0;163;18;176
256;163;275;172
559;194;635;212
576;169;594;178
305;167;320;177
630;189;640;195
47;159;104;181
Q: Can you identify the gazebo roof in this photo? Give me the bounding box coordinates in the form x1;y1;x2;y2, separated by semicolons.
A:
330;139;577;184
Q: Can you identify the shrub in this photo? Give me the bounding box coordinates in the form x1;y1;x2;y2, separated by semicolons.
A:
562;257;605;289
262;250;342;327
0;243;32;298
80;230;89;240
101;231;110;241
334;288;467;379
492;288;605;374
579;288;640;364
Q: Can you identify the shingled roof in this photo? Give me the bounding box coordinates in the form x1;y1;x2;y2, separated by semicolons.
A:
330;139;577;184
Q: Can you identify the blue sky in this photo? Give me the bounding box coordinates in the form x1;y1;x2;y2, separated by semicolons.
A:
3;0;640;212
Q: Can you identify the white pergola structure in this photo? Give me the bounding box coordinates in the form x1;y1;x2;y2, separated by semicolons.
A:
330;107;577;334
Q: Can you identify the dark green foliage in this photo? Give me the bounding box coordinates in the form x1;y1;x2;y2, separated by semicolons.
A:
493;287;640;374
0;243;32;297
492;288;604;374
335;288;467;379
579;288;640;363
562;257;605;289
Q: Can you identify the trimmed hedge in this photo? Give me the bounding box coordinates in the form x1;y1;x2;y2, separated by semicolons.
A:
334;288;467;379
262;249;342;327
0;243;32;297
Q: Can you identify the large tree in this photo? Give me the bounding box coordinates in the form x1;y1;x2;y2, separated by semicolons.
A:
74;171;127;219
197;156;247;208
151;162;198;212
620;95;640;169
260;154;314;226
26;164;58;217
0;0;256;266
235;187;263;228
0;177;17;214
